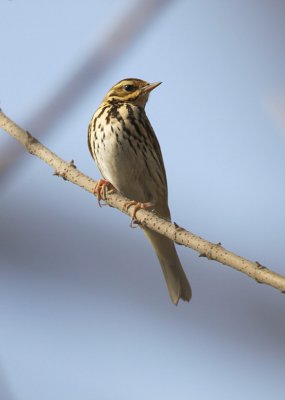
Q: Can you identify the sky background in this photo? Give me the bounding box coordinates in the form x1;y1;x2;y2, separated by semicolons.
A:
1;0;285;399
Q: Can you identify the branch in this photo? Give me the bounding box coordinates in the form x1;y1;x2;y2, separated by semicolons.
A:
1;109;285;294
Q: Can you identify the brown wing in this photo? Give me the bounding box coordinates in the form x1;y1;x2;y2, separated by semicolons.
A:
87;121;94;159
140;109;168;191
139;110;171;219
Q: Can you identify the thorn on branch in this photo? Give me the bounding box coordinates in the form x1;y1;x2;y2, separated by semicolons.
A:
26;130;38;143
53;170;66;180
25;130;39;151
199;253;207;258
68;159;77;169
53;160;77;181
256;261;267;270
174;221;186;232
255;261;268;284
197;242;223;260
174;221;184;245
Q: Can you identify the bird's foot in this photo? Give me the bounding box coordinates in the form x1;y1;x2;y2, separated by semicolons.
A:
124;200;153;227
93;179;115;207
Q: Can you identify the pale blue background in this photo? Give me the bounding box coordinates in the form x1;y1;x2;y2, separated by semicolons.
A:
1;1;285;399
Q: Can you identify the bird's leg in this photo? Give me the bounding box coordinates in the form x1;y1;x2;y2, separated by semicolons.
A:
124;200;154;227
93;179;115;207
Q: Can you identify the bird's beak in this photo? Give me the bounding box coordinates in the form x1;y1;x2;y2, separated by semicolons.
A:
141;82;162;93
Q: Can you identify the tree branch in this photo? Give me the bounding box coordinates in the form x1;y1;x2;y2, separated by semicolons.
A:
1;109;285;294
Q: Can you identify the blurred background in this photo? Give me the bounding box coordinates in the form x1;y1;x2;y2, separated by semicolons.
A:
1;0;285;399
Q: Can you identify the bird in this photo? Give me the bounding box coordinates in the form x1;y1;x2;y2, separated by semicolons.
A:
88;78;191;305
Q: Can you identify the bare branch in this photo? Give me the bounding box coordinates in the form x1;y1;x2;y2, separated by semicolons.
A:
1;109;285;294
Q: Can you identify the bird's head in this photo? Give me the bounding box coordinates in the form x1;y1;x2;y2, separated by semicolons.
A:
102;78;161;107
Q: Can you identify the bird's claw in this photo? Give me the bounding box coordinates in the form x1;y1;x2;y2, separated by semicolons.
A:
93;179;115;207
124;200;153;227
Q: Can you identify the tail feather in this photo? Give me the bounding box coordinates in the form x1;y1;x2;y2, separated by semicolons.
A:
143;227;192;305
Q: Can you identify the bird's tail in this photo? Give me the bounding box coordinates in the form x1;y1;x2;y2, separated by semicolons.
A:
143;227;192;305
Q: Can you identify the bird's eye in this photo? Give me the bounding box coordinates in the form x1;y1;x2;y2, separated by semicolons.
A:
123;84;135;92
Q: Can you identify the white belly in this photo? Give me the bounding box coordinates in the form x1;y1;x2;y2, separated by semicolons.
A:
91;103;167;206
95;117;153;202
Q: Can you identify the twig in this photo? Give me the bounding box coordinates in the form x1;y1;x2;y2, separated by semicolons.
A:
1;109;285;294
